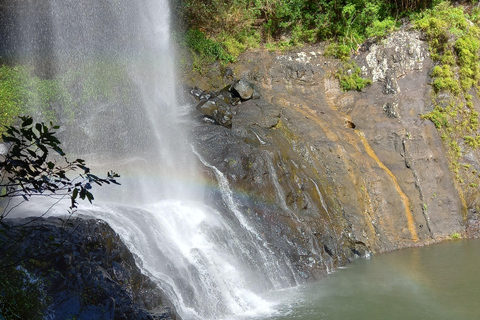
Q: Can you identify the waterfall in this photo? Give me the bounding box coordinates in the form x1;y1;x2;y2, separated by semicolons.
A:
8;0;300;318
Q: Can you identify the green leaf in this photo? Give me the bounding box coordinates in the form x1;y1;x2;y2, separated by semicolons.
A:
72;188;78;200
86;191;94;203
22;117;33;127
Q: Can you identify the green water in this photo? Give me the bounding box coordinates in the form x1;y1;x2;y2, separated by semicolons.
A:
261;239;480;320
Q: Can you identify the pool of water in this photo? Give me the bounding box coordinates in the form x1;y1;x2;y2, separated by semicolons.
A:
258;239;480;320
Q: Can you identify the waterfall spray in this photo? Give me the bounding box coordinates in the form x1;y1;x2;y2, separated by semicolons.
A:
8;0;299;318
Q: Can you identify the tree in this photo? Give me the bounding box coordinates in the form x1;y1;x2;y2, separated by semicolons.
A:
0;116;120;220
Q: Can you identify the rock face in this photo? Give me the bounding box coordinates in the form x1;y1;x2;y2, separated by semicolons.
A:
0;217;174;320
189;28;470;279
192;79;260;128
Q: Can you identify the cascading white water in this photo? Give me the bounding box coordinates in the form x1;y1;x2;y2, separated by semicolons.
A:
9;0;299;318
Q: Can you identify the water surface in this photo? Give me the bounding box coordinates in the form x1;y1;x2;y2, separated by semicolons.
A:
259;239;480;320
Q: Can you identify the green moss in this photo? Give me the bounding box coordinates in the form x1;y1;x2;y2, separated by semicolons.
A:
450;232;462;239
423;106;449;128
430;64;461;95
0;264;50;319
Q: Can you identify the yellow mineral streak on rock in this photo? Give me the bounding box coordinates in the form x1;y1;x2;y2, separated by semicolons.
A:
290;103;340;142
355;130;419;242
335;145;378;243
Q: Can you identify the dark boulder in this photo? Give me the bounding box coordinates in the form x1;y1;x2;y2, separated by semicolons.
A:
191;79;259;128
0;217;174;320
197;98;233;128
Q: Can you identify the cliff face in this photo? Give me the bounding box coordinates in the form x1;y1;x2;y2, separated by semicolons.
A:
189;29;472;278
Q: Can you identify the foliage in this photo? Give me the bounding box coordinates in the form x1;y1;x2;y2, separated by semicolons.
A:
175;0;439;65
0;65;71;136
185;28;235;65
325;43;352;61
0;265;49;320
336;61;372;91
0;117;120;319
416;1;480;208
0;66;24;135
0;116;120;219
366;17;397;38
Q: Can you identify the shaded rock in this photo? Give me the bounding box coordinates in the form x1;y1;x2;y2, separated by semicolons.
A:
0;217;174;320
196;97;233;128
466;212;480;238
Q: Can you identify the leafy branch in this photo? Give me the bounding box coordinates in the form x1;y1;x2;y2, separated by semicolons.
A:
0;116;120;220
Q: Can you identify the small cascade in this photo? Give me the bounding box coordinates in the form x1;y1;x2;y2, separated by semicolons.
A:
80;201;279;319
194;149;300;289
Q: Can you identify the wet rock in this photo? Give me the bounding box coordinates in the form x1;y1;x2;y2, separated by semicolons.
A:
191;79;259;128
231;99;281;134
466;212;480;238
196;97;233;128
190;29;466;273
0;217;174;320
230;78;259;100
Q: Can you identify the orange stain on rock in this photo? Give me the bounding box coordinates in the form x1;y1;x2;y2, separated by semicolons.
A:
355;130;419;242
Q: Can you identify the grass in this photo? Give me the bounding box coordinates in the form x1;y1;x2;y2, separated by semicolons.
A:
0;60;139;140
450;232;462;239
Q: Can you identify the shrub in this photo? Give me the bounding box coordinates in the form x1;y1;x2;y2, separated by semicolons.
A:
366;17;397;38
185;28;235;64
325;43;351;61
0;265;49;320
0;65;24;135
0;65;73;135
423;106;449;128
336;61;372;91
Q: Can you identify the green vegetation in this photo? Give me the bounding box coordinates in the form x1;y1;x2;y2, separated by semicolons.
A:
325;43;352;61
415;1;480;211
0;65;70;135
0;60;138;135
0;116;120;219
336;61;372;91
450;232;462;239
174;0;436;70
0;266;49;320
185;28;235;66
